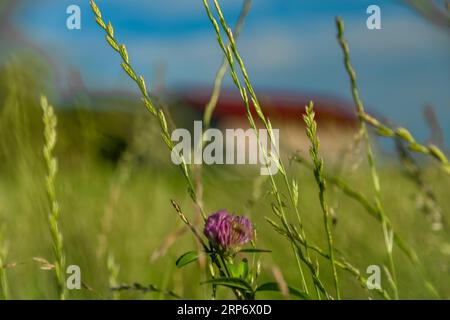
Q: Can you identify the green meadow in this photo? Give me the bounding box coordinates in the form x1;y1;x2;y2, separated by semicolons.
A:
0;0;448;300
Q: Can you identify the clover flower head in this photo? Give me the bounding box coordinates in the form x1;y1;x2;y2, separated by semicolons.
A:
204;210;254;254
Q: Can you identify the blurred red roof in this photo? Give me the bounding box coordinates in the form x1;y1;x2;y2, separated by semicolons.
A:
176;87;358;128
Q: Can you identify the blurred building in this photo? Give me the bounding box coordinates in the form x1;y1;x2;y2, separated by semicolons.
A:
177;87;359;159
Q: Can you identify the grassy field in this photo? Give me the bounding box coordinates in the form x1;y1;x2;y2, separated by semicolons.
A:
0;97;448;299
0;0;449;300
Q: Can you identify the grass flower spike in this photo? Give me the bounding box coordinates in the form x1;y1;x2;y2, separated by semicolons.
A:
41;96;67;300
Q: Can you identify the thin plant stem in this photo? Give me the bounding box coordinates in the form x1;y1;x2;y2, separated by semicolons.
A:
106;252;121;300
303;102;341;299
336;17;398;298
203;0;252;129
0;226;9;300
111;282;182;299
359;113;450;175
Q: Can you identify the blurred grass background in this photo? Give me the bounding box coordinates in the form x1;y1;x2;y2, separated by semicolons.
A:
0;57;448;299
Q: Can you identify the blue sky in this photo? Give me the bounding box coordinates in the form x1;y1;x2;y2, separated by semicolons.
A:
9;0;450;143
